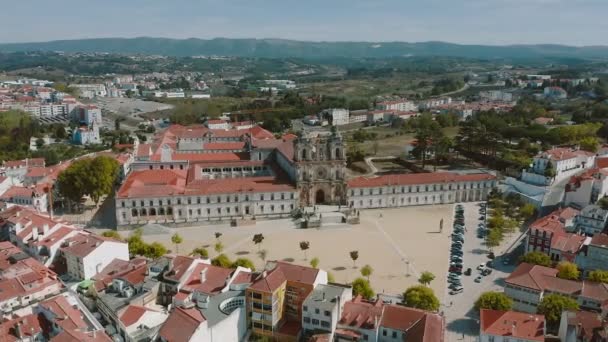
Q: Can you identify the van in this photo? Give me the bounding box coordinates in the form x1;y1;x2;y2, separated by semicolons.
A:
449;287;464;295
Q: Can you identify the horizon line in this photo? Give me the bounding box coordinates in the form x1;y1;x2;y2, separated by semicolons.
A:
0;36;607;49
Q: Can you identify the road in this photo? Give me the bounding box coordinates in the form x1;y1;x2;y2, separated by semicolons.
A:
442;201;520;342
363;156;396;177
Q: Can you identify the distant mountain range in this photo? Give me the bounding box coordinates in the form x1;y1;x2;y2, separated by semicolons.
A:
1;37;608;59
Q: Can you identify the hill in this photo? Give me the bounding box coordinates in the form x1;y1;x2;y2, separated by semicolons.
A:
1;37;608;59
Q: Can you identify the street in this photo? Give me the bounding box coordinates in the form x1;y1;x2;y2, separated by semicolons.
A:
442;201;521;341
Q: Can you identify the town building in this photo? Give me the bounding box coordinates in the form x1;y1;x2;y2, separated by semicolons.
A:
544;86;568;99
0;241;63;314
479;90;514;102
575;233;608;276
575;205;608;235
347;172;496;209
558;310;607;342
246;260;328;340
59;232;129;280
0;158;45;182
0;185;48;212
522;148;595;187
323;108;349;126
479;309;545;342
301;283;353;337
525;207;586;262
565;168;608;208
206;119;231;130
505;263;608;313
71;84;107;98
376;99;417;112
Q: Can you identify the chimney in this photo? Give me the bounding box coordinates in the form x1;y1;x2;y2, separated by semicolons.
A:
15;321;22;338
201;268;207;283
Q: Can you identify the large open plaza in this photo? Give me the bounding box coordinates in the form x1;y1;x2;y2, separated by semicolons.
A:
137;203;454;298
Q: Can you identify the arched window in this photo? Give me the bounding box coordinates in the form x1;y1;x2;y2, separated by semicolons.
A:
302;149;308;160
132;209;138;217
140;208;147;216
150;208;157;216
159;208;165;215
335;148;341;159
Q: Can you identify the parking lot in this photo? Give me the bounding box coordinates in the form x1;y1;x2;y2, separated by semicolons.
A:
442;201;519;341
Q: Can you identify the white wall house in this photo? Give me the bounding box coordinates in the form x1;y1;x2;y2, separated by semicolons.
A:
61;233;129;280
575;205;608;235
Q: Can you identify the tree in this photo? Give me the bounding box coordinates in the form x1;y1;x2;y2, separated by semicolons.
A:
57;156;120;209
190;247;209;259
557;261;580;280
232;258;256;271
257;249;268;262
519;252;552;267
544;161;556;178
212;254;233;268
35;138;45;149
147;242;168;259
519;203;537;221
580;136;599;153
253;234;264;250
360;264;373;281
402;285;440;311
310;257;320;269
598;196;608;210
328;272;336;283
588;270;608;283
171;233;183;254
474;292;513;311
299;241;310;260
350;250;359;268
215;232;223;242
101;230;123;240
486;228;502;250
351;277;375;300
418;271;435;286
214;242;224;254
537;294;579;327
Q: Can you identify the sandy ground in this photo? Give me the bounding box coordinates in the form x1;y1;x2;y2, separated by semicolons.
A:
134;204;453;300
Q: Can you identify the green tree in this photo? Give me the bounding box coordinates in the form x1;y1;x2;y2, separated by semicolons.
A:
544;162;556;177
519;252;552;267
474;292;513;311
537;294;579;327
418;271;435;286
212;254;233;268
520;203;537;221
350;250;359;268
35;138;45;149
557;261;580;280
402;285;440;311
253;234;264;250
310;257;320;269
360;265;373;281
598;196;608;210
588;270;608;283
171;233;183;254
351;277;375;300
214;242;224;254
101;230;123;240
328;272;336;283
87;156;120;205
147;242;168;259
579;136;600;153
232;258;256;271
486;228;502;250
299;241;310;260
191;247;209;259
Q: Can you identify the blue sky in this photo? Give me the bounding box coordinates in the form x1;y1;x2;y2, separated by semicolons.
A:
2;0;607;45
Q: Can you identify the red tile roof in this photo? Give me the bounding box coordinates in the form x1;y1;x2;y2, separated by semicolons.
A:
40;295;88;331
0;313;44;341
348;172;496;188
339;296;384;330
182;263;233;295
163;256;197;283
158;306;205;342
51;329;112;342
249;261;320;292
505;263;558;291
120;305;156;327
590;233;608;248
60;233;119;258
596;157;608;169
564;310;607;341
480;309;545;341
92;258;147;291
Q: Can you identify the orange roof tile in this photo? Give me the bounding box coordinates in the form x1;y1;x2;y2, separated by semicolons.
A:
480;309;544;341
158;306;205;342
348;172;496;188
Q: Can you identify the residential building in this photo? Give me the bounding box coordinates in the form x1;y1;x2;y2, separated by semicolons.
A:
323;108;349;126
72;124;101;145
247;260;328;340
576;233;608;275
0;185;48;212
206;119;231;130
302;283;352;337
479;309;545;342
0;158;45;182
505;263;608;313
544;86;568;99
60;232;129;280
73;105;103;127
565;168;608;207
347;172;496;209
525;207;586;262
522;148;595;186
479;90;514;102
71;84;107;98
558;310;607;342
376;99;417;112
575;205;608;235
0;241;63;314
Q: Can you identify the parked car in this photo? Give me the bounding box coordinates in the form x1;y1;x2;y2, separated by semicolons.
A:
477;263;485;270
449;287;464;295
474;276;482;283
488;252;495;259
482;269;493;276
479;216;485;220
464;268;472;276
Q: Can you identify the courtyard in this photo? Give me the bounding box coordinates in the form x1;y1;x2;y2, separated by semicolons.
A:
134;204;454;298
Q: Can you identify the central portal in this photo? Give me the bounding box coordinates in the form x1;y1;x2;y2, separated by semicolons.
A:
315;189;325;204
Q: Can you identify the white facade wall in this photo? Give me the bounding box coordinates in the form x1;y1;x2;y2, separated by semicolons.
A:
0;281;62;313
504;284;542;313
205;305;247;341
348;180;495;209
329;109;349;126
65;240;129;280
116;191;298;225
565;179;594;207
